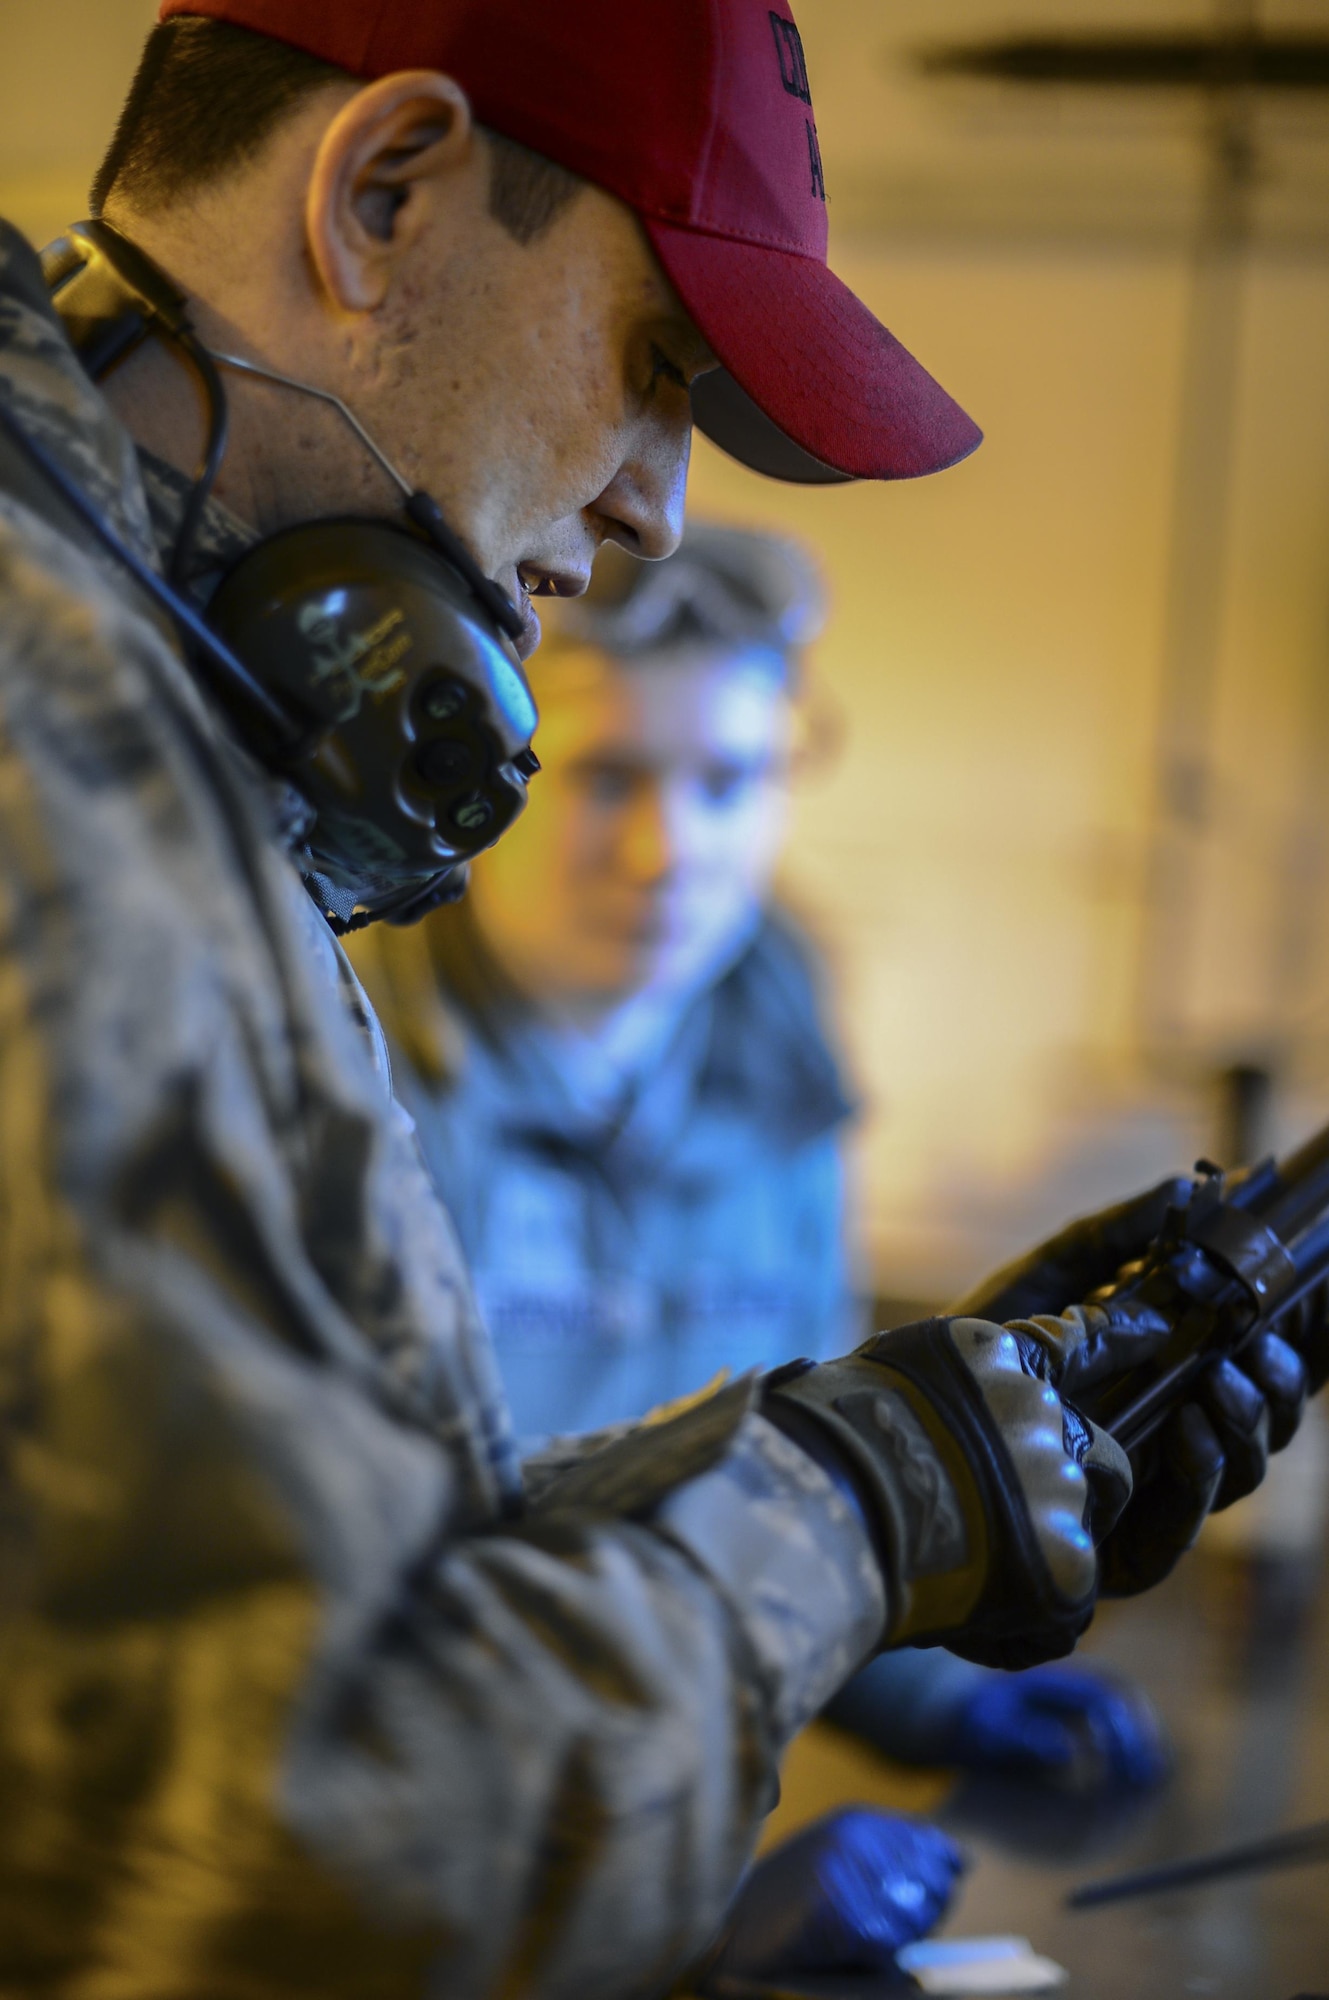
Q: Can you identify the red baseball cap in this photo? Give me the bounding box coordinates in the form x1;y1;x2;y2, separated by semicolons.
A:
158;0;982;483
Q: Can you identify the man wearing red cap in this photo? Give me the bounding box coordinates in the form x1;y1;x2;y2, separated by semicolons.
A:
0;6;1316;1996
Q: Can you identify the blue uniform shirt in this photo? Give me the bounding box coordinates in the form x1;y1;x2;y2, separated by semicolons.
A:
354;902;862;1439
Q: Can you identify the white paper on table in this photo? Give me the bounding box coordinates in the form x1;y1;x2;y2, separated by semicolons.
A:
896;1936;1068;1996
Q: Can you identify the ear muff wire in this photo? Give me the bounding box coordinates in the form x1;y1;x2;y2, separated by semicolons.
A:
0;392;307;756
168;328;230;589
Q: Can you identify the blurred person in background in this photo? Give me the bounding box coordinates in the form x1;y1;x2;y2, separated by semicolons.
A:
353;522;1170;1799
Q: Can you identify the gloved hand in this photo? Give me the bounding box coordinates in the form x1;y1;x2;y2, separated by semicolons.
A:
822;1648;1170;1790
955;1177;1321;1549
1272;1276;1329;1398
1030;1271;1311;1589
949;1664;1169;1788
765;1312;1147;1670
702;1808;965;1989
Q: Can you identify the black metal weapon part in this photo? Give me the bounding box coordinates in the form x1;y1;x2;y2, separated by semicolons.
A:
1067;1816;1329;1909
1080;1119;1329;1453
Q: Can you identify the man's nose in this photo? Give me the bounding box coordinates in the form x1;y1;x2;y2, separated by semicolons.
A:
595;410;692;562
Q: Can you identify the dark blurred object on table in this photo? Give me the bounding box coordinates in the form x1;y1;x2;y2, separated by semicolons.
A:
699;1809;965;1995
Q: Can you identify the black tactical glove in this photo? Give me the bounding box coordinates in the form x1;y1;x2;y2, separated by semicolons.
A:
957;1179;1317;1581
1272;1277;1329;1398
764;1308;1151;1672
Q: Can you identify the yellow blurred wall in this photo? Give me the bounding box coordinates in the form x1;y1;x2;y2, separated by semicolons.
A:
0;0;157;246
7;0;1329;1296
690;241;1329;1293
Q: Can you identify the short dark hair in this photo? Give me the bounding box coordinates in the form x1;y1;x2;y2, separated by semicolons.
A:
91;16;583;246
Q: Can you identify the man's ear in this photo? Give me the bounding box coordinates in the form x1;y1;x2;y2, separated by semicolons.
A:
306;71;476;313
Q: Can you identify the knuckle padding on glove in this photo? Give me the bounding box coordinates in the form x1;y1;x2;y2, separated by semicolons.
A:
873;1322;1099;1626
770;1318;1123;1662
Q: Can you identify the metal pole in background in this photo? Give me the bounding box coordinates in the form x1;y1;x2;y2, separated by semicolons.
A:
1136;0;1260;1055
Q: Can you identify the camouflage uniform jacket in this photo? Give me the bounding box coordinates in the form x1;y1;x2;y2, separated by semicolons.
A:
0;219;885;2000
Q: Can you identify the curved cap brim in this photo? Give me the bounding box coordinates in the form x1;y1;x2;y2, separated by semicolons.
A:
647;221;983;484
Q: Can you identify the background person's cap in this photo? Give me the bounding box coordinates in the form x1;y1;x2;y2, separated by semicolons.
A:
158;0;983;484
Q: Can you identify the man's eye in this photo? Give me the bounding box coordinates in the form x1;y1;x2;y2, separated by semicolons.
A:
580;766;638;805
649;344;689;393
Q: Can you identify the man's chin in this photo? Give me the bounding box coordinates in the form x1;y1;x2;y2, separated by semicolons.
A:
515;595;543;661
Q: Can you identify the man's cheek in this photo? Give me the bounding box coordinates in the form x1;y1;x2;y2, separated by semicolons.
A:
562;425;636;517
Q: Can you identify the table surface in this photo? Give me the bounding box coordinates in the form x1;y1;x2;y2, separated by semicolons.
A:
752;1544;1329;2000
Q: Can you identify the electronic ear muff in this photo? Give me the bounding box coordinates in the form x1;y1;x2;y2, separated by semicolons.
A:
207;515;538;888
35;219;541;930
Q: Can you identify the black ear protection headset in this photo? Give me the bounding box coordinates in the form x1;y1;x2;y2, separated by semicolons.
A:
2;218;541;931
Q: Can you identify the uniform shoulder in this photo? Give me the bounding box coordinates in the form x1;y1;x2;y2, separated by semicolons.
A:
0;221;56;326
0;219;156;557
706;907;857;1144
749;903;833;998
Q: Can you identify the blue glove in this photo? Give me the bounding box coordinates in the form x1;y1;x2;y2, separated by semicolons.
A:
950;1664;1170;1789
707;1808;965;1983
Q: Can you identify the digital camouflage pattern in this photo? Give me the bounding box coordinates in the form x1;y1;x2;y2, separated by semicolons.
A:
0;217;885;2000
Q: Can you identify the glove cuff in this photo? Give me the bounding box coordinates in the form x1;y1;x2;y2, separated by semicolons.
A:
769;1318;1107;1665
765;1333;989;1646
